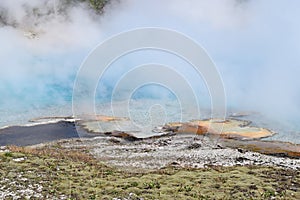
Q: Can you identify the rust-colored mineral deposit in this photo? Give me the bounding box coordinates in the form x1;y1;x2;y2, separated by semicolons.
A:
165;119;274;140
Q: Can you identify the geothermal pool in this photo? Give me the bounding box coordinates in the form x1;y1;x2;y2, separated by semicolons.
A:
0;99;299;145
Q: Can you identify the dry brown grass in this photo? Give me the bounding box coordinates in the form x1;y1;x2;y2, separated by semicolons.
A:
7;145;96;164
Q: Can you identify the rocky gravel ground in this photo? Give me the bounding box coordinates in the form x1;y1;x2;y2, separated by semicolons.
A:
61;134;300;171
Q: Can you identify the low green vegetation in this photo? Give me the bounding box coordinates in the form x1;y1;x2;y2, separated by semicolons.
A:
0;145;299;199
88;0;110;12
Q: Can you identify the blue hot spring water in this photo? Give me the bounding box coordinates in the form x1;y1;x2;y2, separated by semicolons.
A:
0;50;299;144
1;79;299;144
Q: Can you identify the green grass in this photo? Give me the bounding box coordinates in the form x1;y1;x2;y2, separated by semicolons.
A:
0;146;299;199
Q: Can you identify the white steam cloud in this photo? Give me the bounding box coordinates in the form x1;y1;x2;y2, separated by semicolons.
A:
0;0;300;141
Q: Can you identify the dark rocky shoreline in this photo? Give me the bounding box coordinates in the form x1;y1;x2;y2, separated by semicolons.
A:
0;118;299;160
0;121;93;146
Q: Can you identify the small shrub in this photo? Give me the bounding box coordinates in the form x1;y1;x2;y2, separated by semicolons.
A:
178;184;193;192
144;180;161;189
4;152;12;157
262;189;276;198
184;185;193;192
130;181;139;187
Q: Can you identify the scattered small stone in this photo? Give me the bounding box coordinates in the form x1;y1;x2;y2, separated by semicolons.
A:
46;134;300;170
0;146;9;153
187;143;202;150
238;148;247;153
235;157;250;162
169;161;180;166
112;193;143;200
12;157;26;162
109;137;122;144
154;139;170;146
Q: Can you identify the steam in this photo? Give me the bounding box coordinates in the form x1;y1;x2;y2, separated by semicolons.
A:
1;0;300;136
99;0;300;129
0;0;103;112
